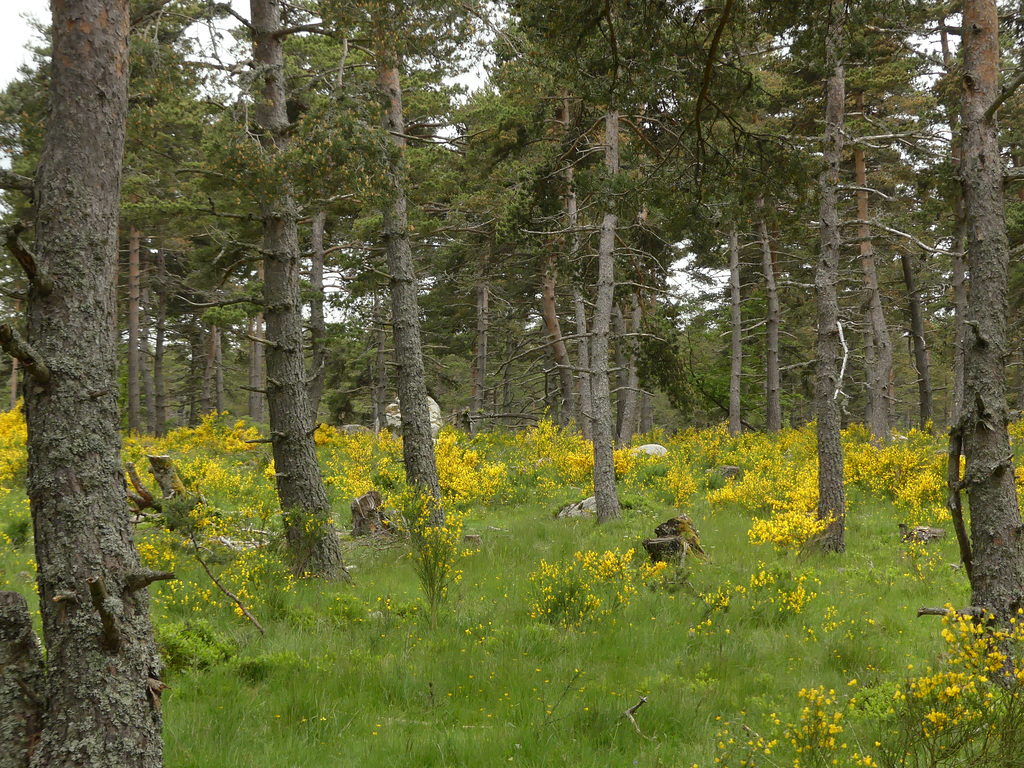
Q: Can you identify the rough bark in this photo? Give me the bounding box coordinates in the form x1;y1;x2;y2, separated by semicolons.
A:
308;210;327;415
592;109;622;523
21;0;165;763
900;252;933;430
728;224;742;436
470;252;488;435
0;591;44;768
957;0;1024;621
127;226;142;434
250;0;346;578
375;52;443;522
853;99;893;443
814;2;847;553
541;251;576;428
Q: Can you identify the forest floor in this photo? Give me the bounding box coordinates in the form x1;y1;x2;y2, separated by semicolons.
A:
1;412;1020;767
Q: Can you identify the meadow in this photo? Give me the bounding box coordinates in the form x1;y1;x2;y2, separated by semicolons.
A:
3;408;1024;767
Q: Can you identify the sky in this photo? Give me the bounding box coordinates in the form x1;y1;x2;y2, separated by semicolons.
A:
0;0;46;92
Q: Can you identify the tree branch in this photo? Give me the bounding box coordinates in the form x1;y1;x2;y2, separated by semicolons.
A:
985;67;1024;123
0;324;49;385
0;169;34;196
4;224;53;296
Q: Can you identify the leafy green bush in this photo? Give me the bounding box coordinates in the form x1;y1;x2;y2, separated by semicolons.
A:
157;620;234;673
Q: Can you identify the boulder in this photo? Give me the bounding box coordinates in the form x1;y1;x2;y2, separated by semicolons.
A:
555;496;596;519
712;465;743;480
339;424;372;435
634;443;668;457
385;396;443;439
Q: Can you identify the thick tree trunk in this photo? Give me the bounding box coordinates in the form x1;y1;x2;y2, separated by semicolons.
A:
127;226;142;434
541;251;576;428
592;109;622;523
853;100;893;443
19;0;165;764
957;0;1024;621
153;252;167;436
900;252;933;430
0;591;44;768
814;2;847;553
376;54;443;522
308;211;328;415
250;0;346;578
470;252;488;435
728;224;742;436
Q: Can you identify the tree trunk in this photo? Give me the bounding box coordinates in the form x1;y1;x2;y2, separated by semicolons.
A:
127;226;142;434
18;0;165;764
140;272;156;435
639;389;653;434
559;92;588;434
728;224;742;436
371;289;389;433
470;251;488;435
0;591;44;768
939;17;969;428
214;328;224;415
592;109;622;523
153;251;167;437
900;252;933;430
613;304;627;439
375;52;443;522
853;96;893;443
250;0;346;578
249;260;266;423
814;1;847;553
308;210;328;415
617;299;640;445
757;209;782;432
957;0;1024;621
574;287;592;441
201;325;217;415
541;251;576;428
8;299;18;410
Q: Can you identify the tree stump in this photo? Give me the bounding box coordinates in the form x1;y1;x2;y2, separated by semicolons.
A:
351;491;388;537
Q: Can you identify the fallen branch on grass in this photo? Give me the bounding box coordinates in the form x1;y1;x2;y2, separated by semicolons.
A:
188;532;265;636
623;696;654;740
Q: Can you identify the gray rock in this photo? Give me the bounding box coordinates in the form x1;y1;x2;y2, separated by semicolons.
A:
385;396;443;439
555;496;596;519
634;443;668;457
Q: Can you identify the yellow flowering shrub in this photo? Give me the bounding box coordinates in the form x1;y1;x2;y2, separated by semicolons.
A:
0;402;27;490
434;428;508;505
529;548;666;629
749;507;827;552
515;419;594;493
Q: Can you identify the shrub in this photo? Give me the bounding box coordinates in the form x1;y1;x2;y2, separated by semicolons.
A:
158;619;234;673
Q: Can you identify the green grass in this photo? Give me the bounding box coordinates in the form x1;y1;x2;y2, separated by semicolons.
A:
0;438;976;767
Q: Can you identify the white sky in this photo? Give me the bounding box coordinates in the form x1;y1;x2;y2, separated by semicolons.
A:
0;0;47;92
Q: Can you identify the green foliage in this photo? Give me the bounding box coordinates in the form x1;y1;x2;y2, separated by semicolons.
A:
158;619;235;674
